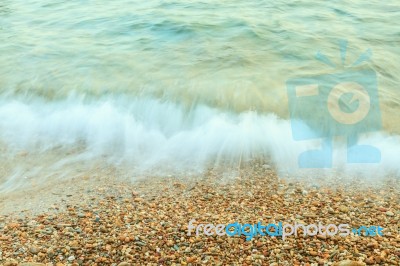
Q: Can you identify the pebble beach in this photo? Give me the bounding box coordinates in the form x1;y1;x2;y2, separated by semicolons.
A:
1;166;399;265
1;0;400;265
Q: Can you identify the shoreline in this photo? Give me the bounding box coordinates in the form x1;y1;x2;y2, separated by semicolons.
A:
0;167;399;265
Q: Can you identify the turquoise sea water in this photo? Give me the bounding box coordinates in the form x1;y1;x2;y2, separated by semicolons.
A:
0;0;399;190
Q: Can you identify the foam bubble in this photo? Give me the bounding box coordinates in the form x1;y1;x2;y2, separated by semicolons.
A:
0;97;399;192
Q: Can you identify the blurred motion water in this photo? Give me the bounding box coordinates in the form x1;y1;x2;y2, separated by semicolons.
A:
1;0;399;191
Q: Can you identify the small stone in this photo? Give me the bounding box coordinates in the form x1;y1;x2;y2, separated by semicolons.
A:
365;257;375;265
18;262;46;266
29;246;40;254
332;260;366;266
377;207;387;212
303;213;317;218
70;240;79;249
56;223;72;228
338;205;349;213
385;211;394;216
187;257;197;263
47;248;55;258
135;241;146;246
311;201;320;207
118;263;131;266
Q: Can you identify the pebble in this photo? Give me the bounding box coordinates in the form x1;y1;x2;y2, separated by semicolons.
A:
28;246;39;255
332;261;365;266
0;168;398;265
18;262;46;266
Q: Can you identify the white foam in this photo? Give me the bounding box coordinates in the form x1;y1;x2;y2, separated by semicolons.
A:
0;97;399;191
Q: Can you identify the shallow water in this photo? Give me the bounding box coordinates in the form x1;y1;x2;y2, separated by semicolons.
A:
1;0;400;191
